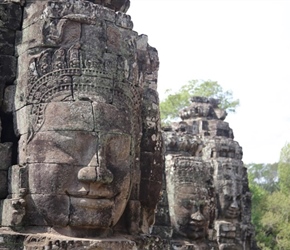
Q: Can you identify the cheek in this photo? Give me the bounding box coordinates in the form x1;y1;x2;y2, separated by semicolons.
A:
105;134;132;192
110;165;131;192
221;198;231;210
28;164;89;195
173;207;191;225
26;131;96;166
105;134;131;165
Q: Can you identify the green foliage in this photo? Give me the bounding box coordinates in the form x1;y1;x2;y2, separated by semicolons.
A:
160;79;240;123
247;164;275;249
278;142;290;194
250;143;290;249
248;180;269;247
261;191;290;249
247;163;279;193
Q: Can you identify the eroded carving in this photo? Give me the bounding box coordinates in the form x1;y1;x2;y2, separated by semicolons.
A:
154;97;257;249
166;156;214;241
1;0;162;247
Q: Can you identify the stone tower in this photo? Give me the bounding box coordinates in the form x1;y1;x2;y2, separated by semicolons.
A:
0;0;163;248
154;97;257;249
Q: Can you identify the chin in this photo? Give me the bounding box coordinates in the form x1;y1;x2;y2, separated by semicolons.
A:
69;197;115;228
178;226;206;240
186;230;206;240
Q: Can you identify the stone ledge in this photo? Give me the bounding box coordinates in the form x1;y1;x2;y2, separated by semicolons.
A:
0;229;138;250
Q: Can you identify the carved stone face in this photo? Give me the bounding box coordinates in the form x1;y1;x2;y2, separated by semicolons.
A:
219;180;241;219
166;157;212;240
172;185;209;239
25;99;133;231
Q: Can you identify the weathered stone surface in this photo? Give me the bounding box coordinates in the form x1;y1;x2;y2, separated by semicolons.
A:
91;0;130;13
165;156;214;241
40;101;95;132
2;84;15;113
27;164;89;195
0;55;16;82
7;164;27;196
0;230;138;249
0;3;22;30
0;27;15;55
0;142;12;170
1;0;163;248
13;105;31;136
0;171;8;199
1;197;26;226
154;97;257;249
0;230;25;249
203;138;243;160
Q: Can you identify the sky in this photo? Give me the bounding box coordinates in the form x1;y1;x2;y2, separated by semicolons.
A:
127;0;290;164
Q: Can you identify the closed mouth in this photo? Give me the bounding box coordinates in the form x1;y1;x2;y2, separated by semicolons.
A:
226;208;240;217
189;220;205;228
66;189;117;199
69;196;115;209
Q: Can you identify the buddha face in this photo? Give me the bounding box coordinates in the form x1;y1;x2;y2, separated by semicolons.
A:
218;180;241;219
165;157;212;240
216;162;242;220
170;185;210;239
24;99;133;232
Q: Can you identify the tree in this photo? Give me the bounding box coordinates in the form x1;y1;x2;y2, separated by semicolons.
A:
246;163;279;193
261;191;290;250
247;164;276;249
160;80;240;122
252;143;290;249
278;142;290;194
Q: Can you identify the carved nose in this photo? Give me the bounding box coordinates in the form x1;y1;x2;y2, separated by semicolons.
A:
190;210;205;222
77;153;113;184
230;198;239;209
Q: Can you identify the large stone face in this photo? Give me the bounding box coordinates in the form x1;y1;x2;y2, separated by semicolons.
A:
0;0;163;248
153;97;257;249
0;0;257;248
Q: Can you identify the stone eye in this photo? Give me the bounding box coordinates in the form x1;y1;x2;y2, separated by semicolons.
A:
225;195;233;201
181;200;192;209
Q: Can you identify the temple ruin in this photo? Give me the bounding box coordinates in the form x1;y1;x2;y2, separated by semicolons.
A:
0;0;257;249
153;97;257;249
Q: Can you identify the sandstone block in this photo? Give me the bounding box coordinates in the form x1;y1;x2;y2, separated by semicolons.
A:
0;142;12;170
28;163;89;195
0;27;15;55
8;164;27;195
0;3;22;30
2;84;15;113
0;170;8;198
0;55;16;82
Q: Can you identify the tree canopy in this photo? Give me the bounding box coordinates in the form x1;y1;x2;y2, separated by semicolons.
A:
248;142;290;249
278;143;290;194
160;80;240;122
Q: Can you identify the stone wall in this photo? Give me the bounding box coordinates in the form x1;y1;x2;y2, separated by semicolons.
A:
0;1;22;205
153;97;258;249
0;0;164;248
0;1;258;249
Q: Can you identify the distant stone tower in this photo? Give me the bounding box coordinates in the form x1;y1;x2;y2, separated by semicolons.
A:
154;96;257;249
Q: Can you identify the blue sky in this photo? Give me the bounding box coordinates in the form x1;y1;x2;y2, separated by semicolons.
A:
128;0;290;164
